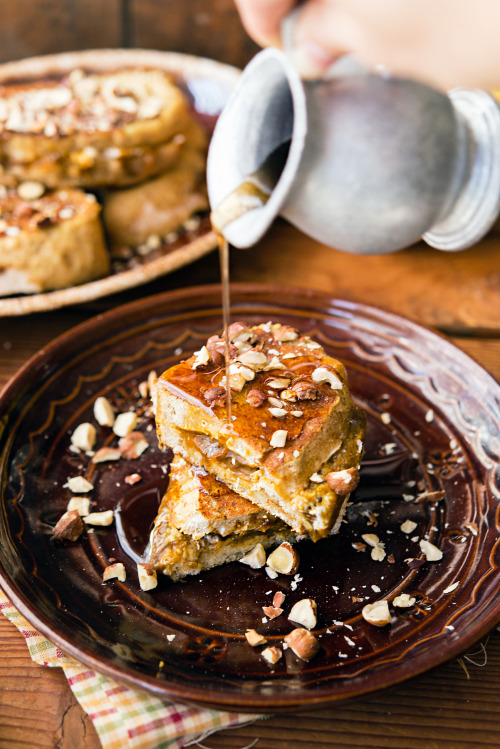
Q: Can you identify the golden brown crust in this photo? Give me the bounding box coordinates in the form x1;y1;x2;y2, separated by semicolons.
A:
0;187;109;294
0;68;201;188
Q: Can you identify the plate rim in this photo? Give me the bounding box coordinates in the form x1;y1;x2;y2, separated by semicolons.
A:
1;282;500;711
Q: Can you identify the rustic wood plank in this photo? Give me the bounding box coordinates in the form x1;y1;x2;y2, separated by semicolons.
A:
0;0;122;64
129;0;259;68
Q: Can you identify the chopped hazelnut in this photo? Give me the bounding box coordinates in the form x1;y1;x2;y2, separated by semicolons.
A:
66;476;93;493
261;646;282;665
92;447;122;463
203;386;226;407
419;539;443;561
262;605;283;619
118;431;149;459
70;422;96;452
191;346;211;370
124;473;142;485
94;396;115;427
84;510;114;526
291;381;320;400
273;591;286;608
325;467;359;495
239;543;266;569
273;325;298;342
270;430;287;448
362;600;392;627
103;563;126;582
288;598;317;630
312;366;342;389
284;628;320;661
267;377;291;390
245;629;267;647
393;593;416;608
113;411;138;437
67;497;91;516
53;510;83;541
137;563;158;591
267;543;300;575
246;388;267;407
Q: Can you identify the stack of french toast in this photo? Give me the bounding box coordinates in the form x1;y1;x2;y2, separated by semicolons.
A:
0;67;208;295
149;321;366;580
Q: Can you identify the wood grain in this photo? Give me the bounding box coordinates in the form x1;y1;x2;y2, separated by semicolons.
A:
129;0;259;68
0;0;122;63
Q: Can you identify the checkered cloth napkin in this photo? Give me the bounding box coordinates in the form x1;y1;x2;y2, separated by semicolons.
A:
0;589;261;749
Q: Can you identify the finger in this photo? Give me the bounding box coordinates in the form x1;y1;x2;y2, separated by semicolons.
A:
234;0;297;47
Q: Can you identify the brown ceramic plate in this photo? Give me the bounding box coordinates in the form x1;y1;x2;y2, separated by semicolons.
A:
0;284;499;712
0;49;240;316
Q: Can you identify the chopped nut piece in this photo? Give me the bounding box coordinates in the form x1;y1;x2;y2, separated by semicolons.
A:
192;346;210;370
352;541;367;552
67;497;91;516
419;539;443;561
393;593;416;608
138;381;149;399
227;322;255;344
291;410;304;417
273;591;286;608
381;412;391;424
71;422;96;452
280;388;297;402
94;396;115;427
291;381;320;400
92;447;122;463
119;431;149;459
245;629;267;647
113;411;138;437
224;362;255;391
265;566;278;579
284;628;320;661
246;388;267;407
263;356;286;371
66;476;94;493
267;542;300;575
371;546;386;562
262;605;283;619
288;598;317;630
443;582;459;594
261;646;282;665
137;563;158;591
269;407;287;418
361;533;380;547
309;473;324;483
205;335;226;366
203;387;226;407
362;600;392;627
387;554;395;564
267;377;291;390
270;430;287;448
124;473;142;485
312;366;342;389
239;543;266;569
325;467;359;495
273;325;298;342
238;350;268;370
103;562;126;582
400;519;418;534
464;522;478;536
53;510;83;541
17;180;45;201
84;510;114;526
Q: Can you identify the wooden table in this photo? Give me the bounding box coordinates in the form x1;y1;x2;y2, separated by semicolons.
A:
1;221;500;748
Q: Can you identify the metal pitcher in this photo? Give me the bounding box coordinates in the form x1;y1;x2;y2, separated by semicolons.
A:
207;46;500;254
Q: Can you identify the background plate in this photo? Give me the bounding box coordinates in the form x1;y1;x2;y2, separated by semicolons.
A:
0;284;499;711
0;48;240;316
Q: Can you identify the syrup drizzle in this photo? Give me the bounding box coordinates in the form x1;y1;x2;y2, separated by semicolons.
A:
217;232;232;423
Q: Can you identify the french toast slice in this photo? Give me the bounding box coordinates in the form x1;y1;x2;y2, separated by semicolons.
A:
0;68;206;189
0;184;109;294
147;455;297;580
153;322;365;540
102;141;208;247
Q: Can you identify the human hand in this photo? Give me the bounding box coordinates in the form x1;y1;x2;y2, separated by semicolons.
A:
234;0;500;90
